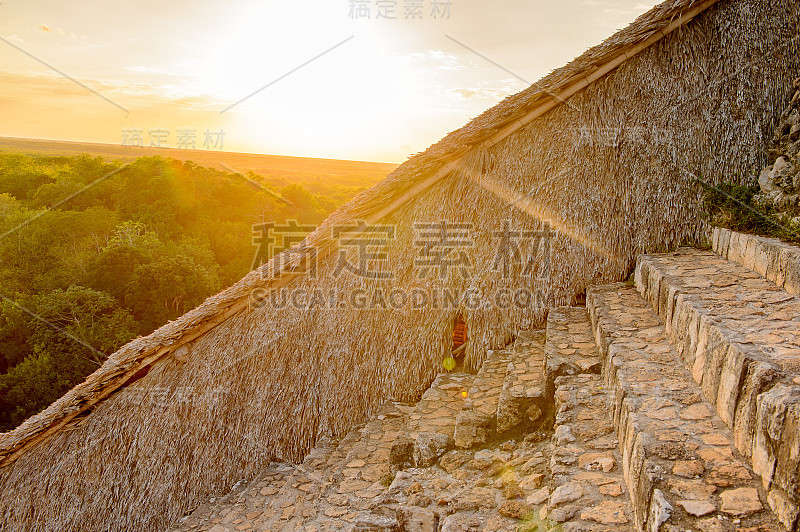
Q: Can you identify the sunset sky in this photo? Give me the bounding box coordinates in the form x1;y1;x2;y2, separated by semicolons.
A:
0;1;657;162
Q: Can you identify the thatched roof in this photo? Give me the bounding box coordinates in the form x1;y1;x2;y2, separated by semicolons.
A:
2;0;798;529
0;0;721;467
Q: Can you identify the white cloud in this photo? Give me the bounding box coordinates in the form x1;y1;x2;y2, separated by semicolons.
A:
404;49;473;72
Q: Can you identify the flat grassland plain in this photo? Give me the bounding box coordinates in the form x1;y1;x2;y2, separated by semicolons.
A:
0;137;398;189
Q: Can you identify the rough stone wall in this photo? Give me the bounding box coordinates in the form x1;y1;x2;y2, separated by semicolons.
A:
756;77;800;218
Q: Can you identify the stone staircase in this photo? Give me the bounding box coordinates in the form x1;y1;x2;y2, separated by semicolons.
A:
496;331;549;435
453;349;511;449
167;228;800;532
589;284;780;531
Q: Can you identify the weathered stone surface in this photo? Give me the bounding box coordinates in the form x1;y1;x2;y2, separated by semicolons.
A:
396;506;438;532
498;500;531;519
549;482;584;507
526;487;550;505
526;403;543;423
578;452;615;472
677;499;716;516
324;507;349;518
768;487;800;530
451;487;497;511
667;479;716;500
673;460;705;478
636;246;800;513
753;384;800;501
439;514;481;532
452;410;491;450
353;512;399;531
413;433;452;468
599;483;623;497
549;505;579;522
720;487;763;516
388;471;414;493
494;469;519;491
390;436;414;472
437;451;469;474
405;373;473;442
545;307;634;531
648;489;673;532
555;425;576;445
519;473;545;491
407;493;432;508
580;501;629;524
170;374;482;532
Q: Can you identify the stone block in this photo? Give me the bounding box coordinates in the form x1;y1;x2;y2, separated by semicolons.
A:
718;228;731;259
752;385;800;491
672;299;693;364
765;243;781;283
691;314;712;384
784;253;800;295
453;410;492;449
634;260;647;295
684;306;701;369
699;326;728;404
353;512;400;532
657;271;670;318
413;432;452;468
496;389;525;434
716;343;748;427
647;489;672;532
767;488;800;530
664;284;680;335
776;247;790;287
396;506;438;532
754;241;770;277
743;236;758;271
729;232;744;265
774;399;800;502
733;361;779;459
390;435;414;472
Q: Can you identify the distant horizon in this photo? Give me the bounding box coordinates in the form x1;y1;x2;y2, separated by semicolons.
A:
0;135;402;165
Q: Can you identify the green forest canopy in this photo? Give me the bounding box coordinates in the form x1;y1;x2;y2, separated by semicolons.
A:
0;153;381;430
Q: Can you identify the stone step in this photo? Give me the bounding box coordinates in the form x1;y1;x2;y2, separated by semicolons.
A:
403;371;474;472
169;461;296;532
338;365;559;532
545;306;602;378
169;373;472;532
167;431;359;532
454;349;513;448
497;330;549;434
253;425;365;531
304;401;412;531
302;373;473;531
541;307;635;530
713;227;800;296
588;283;783;531
635;247;800;527
404;371;474;443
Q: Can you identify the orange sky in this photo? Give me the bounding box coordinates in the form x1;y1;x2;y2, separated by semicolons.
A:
0;1;656;162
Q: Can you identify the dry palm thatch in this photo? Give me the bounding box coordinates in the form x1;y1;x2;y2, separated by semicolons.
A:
1;0;799;530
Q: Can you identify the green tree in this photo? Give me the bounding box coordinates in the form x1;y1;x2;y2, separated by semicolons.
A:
124;239;220;333
0;286;138;430
0;299;31;374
